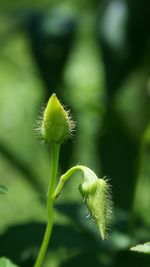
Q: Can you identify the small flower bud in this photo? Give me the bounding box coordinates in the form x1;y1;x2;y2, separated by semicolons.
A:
80;173;112;240
52;164;112;239
41;94;74;144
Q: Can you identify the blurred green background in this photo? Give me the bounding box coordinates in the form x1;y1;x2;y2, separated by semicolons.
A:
0;0;150;266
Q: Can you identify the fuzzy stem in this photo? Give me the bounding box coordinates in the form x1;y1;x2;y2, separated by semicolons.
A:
34;143;60;267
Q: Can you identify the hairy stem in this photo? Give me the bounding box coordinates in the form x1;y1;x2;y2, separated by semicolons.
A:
34;143;60;267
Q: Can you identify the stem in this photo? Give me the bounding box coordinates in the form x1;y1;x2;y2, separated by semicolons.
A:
34;143;60;267
53;165;98;199
53;166;81;199
34;205;53;267
47;143;60;197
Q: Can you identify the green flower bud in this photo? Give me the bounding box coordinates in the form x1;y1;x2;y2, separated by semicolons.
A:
52;165;112;239
41;93;74;144
80;174;112;240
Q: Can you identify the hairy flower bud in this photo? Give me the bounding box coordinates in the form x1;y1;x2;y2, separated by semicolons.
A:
41;94;74;144
79;171;112;240
52;164;112;240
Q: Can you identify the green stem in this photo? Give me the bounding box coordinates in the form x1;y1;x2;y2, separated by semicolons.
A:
53;165;97;199
53;166;81;199
34;143;60;267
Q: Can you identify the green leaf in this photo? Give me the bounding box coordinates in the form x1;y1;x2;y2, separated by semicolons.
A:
0;258;18;267
130;242;150;254
0;185;7;194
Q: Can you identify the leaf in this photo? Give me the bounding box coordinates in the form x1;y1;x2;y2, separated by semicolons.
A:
130;242;150;254
0;185;7;194
0;258;18;267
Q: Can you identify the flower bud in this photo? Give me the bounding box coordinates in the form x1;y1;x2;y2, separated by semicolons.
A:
80;174;112;240
41;94;73;144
